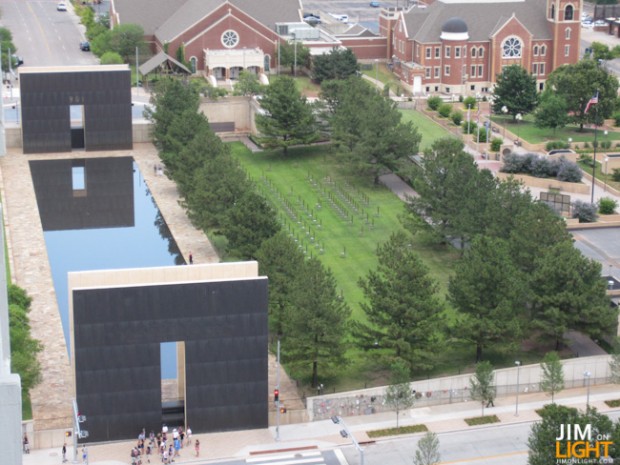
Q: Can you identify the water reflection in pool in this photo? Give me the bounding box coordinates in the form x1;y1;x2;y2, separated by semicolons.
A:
30;157;184;378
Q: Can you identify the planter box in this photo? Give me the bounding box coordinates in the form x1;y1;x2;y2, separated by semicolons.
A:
496;172;589;194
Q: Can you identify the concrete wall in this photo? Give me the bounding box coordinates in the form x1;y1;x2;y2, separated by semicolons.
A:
199;96;253;133
307;355;613;421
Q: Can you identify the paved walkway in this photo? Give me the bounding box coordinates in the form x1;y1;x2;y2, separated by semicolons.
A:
21;383;620;465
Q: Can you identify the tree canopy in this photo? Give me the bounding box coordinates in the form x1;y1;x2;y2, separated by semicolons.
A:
492;64;538;119
546;58;618;129
469;361;496;416
540;351;564;403
255;76;318;155
312;47;359;83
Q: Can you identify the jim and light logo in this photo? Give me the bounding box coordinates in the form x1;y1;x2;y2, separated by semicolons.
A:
555;424;613;463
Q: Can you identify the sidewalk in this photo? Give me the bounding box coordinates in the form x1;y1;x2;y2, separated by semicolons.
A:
23;383;620;465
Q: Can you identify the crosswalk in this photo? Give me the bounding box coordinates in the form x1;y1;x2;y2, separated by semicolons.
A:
247;450;327;465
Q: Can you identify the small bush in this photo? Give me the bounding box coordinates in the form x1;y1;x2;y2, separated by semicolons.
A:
579;154;594;167
530;157;553;178
557;158;583;182
438;103;452;118
572;200;599;223
462;121;477;135
491;137;503;152
463;96;477;109
584;141;590;148
545;140;570;151
613;168;620;182
427;96;442;111
367;424;428;438
605;399;620;408
601;140;612;150
451;110;464;126
458;95;464;102
464;415;500;426
474;127;488;143
599;197;618;214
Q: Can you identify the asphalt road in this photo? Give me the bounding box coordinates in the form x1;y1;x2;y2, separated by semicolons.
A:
0;0;98;68
341;411;620;465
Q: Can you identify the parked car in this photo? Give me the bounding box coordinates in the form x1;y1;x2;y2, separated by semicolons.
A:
12;55;23;67
304;15;321;25
581;20;593;28
370;1;381;7
79;41;90;52
594;19;607;26
57;2;67;11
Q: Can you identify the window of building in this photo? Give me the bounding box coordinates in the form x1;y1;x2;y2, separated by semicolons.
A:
565;45;570;57
532;63;538;75
478;65;483;76
470;84;475;91
426;47;431;59
444;65;450;76
434;66;440;78
445;46;451;58
416;44;420;57
502;37;522;58
455;47;461;58
539;63;545;75
463;46;467;58
425;67;431;78
565;5;573;21
479;47;484;57
221;29;239;48
541;45;547;56
534;45;539;56
471;65;476;77
189;56;197;73
425;86;430;92
471;46;477;58
434;86;439;92
550;4;555;19
435;47;440;58
565;28;571;39
539;82;544;91
446;87;450;93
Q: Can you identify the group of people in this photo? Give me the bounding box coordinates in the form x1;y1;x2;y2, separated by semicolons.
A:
132;425;200;464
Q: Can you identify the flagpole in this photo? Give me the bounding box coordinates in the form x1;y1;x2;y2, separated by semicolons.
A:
591;104;598;204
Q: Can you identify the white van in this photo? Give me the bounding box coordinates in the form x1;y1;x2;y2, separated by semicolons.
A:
330;13;349;23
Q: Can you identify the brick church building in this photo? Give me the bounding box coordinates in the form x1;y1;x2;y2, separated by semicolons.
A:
111;0;581;95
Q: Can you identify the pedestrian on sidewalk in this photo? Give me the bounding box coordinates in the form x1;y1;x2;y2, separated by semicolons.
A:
23;434;29;454
62;443;67;463
194;439;200;457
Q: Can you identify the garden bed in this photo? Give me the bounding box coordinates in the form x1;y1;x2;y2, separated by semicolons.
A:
464;415;501;426
367;424;429;438
496;172;589;194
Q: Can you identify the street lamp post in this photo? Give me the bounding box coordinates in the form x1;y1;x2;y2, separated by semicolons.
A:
584;371;592;410
515;361;521;417
332;416;364;465
501;106;508;139
568;137;572;149
515;113;522;144
467;104;472;134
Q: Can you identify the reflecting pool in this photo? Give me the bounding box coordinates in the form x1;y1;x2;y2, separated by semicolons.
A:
30;157;184;378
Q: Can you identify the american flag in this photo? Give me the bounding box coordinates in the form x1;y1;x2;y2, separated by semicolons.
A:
584;92;599;114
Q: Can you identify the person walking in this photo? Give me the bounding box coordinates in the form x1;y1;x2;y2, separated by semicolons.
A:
23;434;29;454
82;445;88;465
62;443;67;463
194;439;200;457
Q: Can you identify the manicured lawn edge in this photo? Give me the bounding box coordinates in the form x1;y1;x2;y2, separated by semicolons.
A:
464;415;500;426
367;424;429;438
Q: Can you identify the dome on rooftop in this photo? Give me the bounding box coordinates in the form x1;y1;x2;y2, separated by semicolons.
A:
441;17;468;34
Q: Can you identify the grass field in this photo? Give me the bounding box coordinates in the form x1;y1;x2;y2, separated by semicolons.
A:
399;109;456;152
492;114;620;145
230;143;459;325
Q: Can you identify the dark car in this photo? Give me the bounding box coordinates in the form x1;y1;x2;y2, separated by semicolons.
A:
79;41;90;51
12;55;23;67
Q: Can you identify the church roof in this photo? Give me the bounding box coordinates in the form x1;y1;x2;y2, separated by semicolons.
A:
403;0;552;43
112;0;303;41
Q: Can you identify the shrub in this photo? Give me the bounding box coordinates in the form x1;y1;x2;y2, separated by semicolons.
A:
545;140;570;151
451;110;464;126
557;158;583;182
605;399;620;408
367;424;428;438
474;127;488;143
427;96;442;111
464;415;500;426
530;157;552;178
584;141;590;148
100;51;123;64
614;112;620;127
462;121;477;135
599;197;618;214
579;154;594;167
490;137;503;152
613;168;620;182
601;140;612;150
383;83;390;97
438;103;452;118
463;96;477;109
572;200;599;223
458;95;464;102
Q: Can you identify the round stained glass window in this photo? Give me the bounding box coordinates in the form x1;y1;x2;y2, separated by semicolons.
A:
502;37;522;58
221;30;239;48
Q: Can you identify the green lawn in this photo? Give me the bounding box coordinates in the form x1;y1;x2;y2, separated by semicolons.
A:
230;143;459;323
492;115;620;145
399;109;456;152
361;62;394;85
293;76;321;96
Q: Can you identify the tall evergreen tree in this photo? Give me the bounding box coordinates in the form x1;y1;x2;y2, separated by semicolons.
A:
492;64;538;119
448;236;525;361
255;76;318;155
356;231;444;372
312;47;359;83
284;258;350;387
